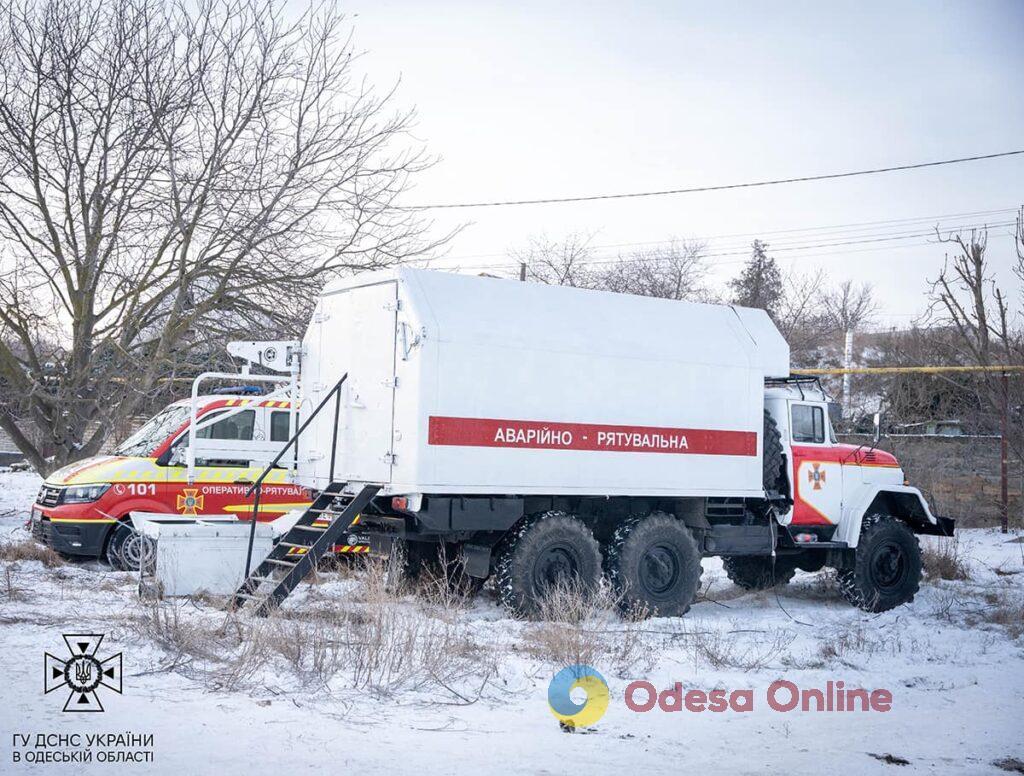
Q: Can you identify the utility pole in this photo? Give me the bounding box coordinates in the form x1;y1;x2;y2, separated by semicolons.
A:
1001;370;1009;534
520;262;527;282
842;329;854;415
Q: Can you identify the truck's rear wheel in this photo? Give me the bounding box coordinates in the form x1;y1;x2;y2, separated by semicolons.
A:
722;555;797;590
605;513;702;617
105;521;155;572
495;512;601;618
838;515;921;612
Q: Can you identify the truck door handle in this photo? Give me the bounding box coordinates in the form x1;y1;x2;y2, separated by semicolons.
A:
234;478;254;486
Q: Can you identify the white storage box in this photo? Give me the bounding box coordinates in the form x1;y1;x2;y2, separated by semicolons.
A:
131;513;275;597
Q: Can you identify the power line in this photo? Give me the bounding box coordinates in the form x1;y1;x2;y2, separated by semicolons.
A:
444;219;1019;273
437;206;1019;262
404;150;1024;210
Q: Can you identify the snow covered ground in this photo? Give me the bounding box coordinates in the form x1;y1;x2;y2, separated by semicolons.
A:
1;469;1022;775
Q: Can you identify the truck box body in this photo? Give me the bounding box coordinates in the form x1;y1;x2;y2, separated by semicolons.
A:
297;268;789;498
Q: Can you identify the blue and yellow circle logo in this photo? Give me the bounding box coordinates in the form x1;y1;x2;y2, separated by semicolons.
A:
547;664;609;728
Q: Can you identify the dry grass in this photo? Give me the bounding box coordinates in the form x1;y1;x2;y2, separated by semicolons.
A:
0;538;65;568
922;536;972;581
521;578;655;676
677;622;796;672
129;554;497;699
973;590;1024;639
2;566;26;601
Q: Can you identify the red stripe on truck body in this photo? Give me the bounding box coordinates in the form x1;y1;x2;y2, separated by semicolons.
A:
428;416;757;456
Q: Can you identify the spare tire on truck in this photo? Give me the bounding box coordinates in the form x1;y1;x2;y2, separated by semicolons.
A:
763;409;784;493
494;512;602;618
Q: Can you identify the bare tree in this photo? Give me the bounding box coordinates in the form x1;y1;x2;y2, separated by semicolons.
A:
922;226;1024;459
0;0;440;474
1015;206;1024;303
774;267;830;367
598;240;709;301
823;280;877;334
509;233;598;288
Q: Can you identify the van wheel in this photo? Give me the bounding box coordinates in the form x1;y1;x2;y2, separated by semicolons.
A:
838;515;921;612
105;522;155;572
605;513;702;617
723;555;797;590
495;512;601;618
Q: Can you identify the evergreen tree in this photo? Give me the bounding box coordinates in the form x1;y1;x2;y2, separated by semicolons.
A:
728;240;783;318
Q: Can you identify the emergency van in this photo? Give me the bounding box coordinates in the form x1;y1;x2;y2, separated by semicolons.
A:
31;394;314;570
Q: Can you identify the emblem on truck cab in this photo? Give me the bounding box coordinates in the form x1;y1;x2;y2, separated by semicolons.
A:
808;462;827;490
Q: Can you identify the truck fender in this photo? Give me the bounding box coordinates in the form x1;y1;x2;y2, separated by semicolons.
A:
102;497;177;538
836;485;938;548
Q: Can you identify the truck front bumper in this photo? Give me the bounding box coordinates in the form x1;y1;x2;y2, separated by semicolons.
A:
31;508;112;558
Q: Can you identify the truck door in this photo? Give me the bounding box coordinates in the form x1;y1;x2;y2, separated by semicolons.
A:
308;281;398;486
788;402;843;527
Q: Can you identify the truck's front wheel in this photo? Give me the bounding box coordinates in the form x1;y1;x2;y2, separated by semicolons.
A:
495;512;602;618
838;515;921;612
605;513;702;617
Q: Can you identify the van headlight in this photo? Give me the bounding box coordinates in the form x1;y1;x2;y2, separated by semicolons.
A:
62;484;111;504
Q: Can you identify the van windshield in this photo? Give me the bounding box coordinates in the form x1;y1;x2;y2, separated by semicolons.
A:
115;405;190;457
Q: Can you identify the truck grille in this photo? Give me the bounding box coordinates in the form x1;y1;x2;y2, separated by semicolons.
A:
36;485;63;507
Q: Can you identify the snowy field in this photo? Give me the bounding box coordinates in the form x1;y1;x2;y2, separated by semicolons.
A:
1;469;1022;775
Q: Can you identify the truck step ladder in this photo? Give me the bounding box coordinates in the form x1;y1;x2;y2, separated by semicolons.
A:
232;483;380;616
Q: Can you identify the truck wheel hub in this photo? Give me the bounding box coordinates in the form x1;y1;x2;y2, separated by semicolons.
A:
534;545;577;587
870;542;906;590
639;545;679;595
121;533;155;569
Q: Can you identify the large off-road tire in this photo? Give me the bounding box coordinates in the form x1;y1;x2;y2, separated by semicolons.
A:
105;521;155;572
722;555;797;590
495;512;602;618
838;514;922;612
605;512;702;617
763;409;784;493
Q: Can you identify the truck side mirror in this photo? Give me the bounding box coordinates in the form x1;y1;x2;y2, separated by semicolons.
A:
872;412;881;445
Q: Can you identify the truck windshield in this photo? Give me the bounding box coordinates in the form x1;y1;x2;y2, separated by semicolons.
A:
115;405;190;457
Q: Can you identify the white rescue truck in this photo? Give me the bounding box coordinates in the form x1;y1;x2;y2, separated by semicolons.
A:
232;268;953;617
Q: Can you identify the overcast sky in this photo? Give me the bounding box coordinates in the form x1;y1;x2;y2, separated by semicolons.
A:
347;0;1023;327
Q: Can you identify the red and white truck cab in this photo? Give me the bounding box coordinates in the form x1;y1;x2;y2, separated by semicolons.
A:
31;393;312;569
765;381;939;546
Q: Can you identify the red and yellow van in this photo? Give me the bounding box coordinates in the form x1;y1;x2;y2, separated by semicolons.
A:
30;395;313;570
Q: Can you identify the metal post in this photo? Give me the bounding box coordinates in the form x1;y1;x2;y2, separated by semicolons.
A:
520;262;527;282
329;384;341;483
243;486;262;578
1001;370;1009;534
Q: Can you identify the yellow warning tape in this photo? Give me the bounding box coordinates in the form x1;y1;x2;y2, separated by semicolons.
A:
793;365;1024;376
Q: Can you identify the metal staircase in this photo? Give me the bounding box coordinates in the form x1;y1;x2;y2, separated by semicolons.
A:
232;483;379;615
229;371;382;615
